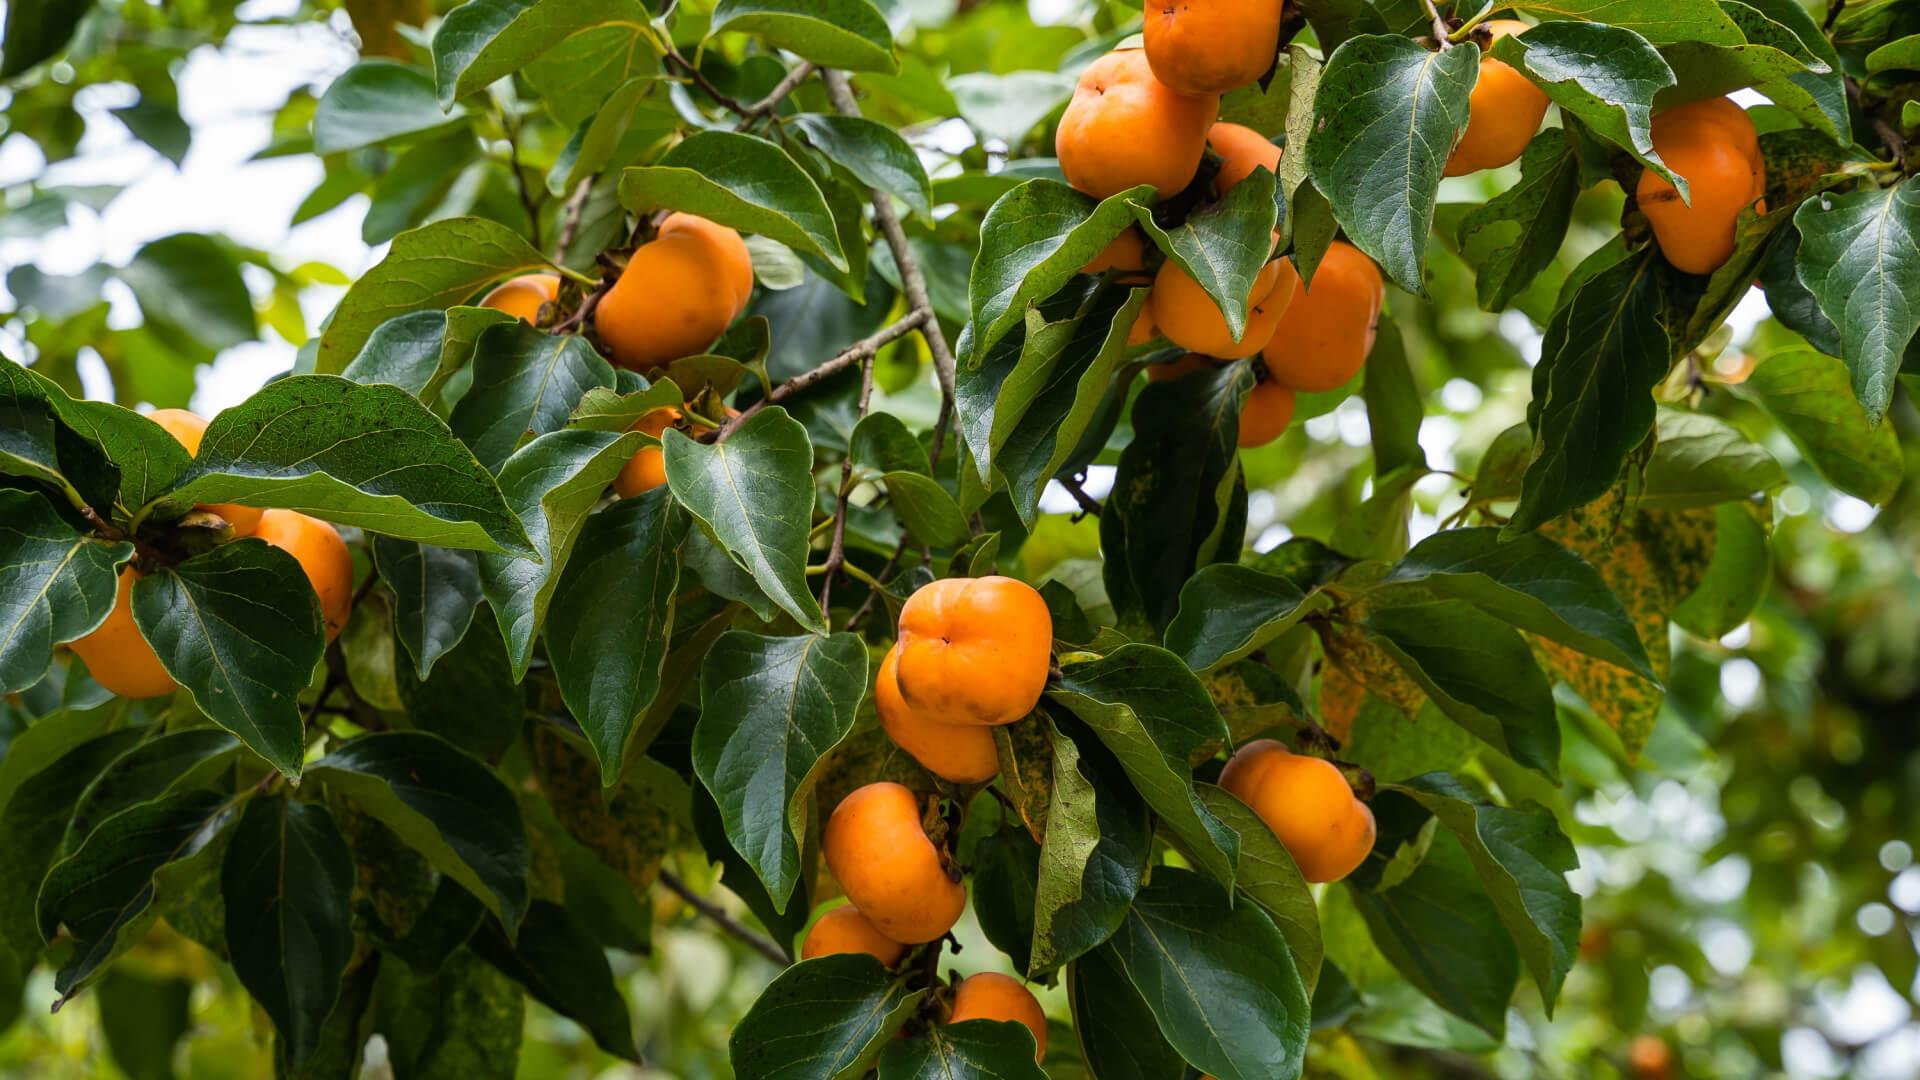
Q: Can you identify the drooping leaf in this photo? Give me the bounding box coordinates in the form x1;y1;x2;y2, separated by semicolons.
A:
340;307;515;402
731;954;924;1080
394;611;524;763
1196;784;1322;992
1490;23;1680;190
1790;172;1920;421
314;60;465;153
663;407;825;633
547;488;689;782
119;233;256;351
95;969;193;1080
1307;34;1479;293
1164;565;1332;674
370;948;523;1080
1671;501;1771;638
1029;713;1151;978
0;0;96;77
157;376;533;555
309;731;530;933
694;631;868;910
62;729;239;855
1455;130;1581;311
876;1021;1048;1080
469;900;639;1061
372;537;483;681
1507;0;1744;45
431;0;654;105
1744;347;1905;502
972;814;1041;977
710;0;897;73
792;114;931;224
1067;943;1189;1080
1638;408;1789;509
620;131;847;271
0;490;133;694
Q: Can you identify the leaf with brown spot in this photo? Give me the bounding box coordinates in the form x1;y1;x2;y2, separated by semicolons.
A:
1318;613;1427;722
994;717;1053;843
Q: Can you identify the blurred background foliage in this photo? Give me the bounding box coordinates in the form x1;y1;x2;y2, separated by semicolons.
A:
1;0;1917;1077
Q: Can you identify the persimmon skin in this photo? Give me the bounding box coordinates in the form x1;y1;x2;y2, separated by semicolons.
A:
253;510;354;642
1056;50;1219;200
145;408;263;536
612;408;684;499
67;568;176;699
1147;353;1220;383
1144;0;1286;97
1127;304;1160;346
894;577;1052;727
1260;241;1384;392
1444;21;1549;176
876;646;1000;784
1238;379;1295;449
1218;739;1375;883
480;273;560;324
596;216;750;370
1636;97;1766;275
1083;228;1147;275
823;782;967;944
659;212;755;316
801;904;908;967
1151;256;1298;360
949;972;1049;1062
1208;122;1282;194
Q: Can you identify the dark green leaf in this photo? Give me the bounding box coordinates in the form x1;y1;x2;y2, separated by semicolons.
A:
663;407;825;633
372;537;482;681
394;613;524;762
314;60;463;153
877;1021;1048;1079
1791;180;1920;422
1196;784;1322;992
120;233;255;351
1308;35;1479;293
112;100;191;167
96;970;192;1080
340;307;513;402
310;731;530;933
1639;408;1788;508
1743;348;1903;502
1490;23;1680;190
1029;713;1150;977
620;131;847;271
0;490;133;694
1671;501;1771;638
0;0;96;77
695;631;867;910
731;954;924;1080
450;321;616;472
63;729;239;855
222;796;356;1068
793;114;932;224
1133;168;1281;343
371;948;522;1078
470;900;639;1061
1164;565;1330;674
1455;131;1582;311
1067;943;1188;1080
711;0;896;73
431;0;654;106
1361;315;1423;477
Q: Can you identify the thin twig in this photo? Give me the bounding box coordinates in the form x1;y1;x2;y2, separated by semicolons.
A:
819;355;876;613
663;48;752;116
658;870;792;965
842;538;909;633
304;665;347;731
822;71;959;469
1822;0;1846;33
552;178;593;265
1058;472;1103;519
1420;0;1453;48
735;61;816;130
500;108;544;250
708;310;928;442
1844;76;1909;169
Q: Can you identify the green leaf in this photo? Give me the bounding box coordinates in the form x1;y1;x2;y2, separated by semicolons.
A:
547;488;689;782
956;279;1093;482
1506;0;1744;45
1067;943;1189;1080
1508;249;1670;534
450;321;616;472
1308;35;1479;294
1392;774;1581;1014
431;0;654;106
1378;526;1652;679
731;954;924;1080
1791;180;1920;422
36;792;230;1004
371;537;482;681
711;0;897;73
883;473;970;547
1362;314;1424;477
1671;501;1771;638
1867;33;1920;73
96;970;193;1080
222;796;356;1068
695;631;867;910
469;900;639;1061
394;616;524;763
877;1021;1047;1079
1049;645;1238;888
620;131;847;272
343;307;516;403
120;233;256;351
0;490;133;694
371;949;523;1079
1100;365;1249;632
63;729;240;856
663;407;825;633
0;363;196;516
1029;713;1150;978
111;100;191;167
972;816;1040;977
1133;169;1282;343
567;378;685;433
1107;868;1310;1080
1347;809;1518;1038
1196;784;1322;993
792;114;932;225
314;60;464;154
131;541;325;777
1456;130;1582;311
1363;599;1562;778
157;375;532;556
1164;565;1330;674
0;0;96;77
524;14;661;128
309;731;530;933
1490;24;1680;192
1639;408;1788;508
315;217;552;374
1742;348;1903;502
552;76;670;195
964;180;1150;366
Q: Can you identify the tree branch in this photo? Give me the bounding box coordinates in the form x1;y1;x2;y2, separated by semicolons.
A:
822;70;960;469
657;870;792;966
1058;472;1103;519
552;178;593;265
820;354;876;613
708;309;927;442
662;47;751;116
735;61;816;130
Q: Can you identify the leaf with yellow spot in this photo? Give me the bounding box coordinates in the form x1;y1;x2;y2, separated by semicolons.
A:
995;715;1053;843
1318;612;1428;723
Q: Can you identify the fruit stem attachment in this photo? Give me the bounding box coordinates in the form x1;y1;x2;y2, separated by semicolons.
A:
657;869;793;966
1421;0;1454;49
1447;4;1495;43
735;62;817;131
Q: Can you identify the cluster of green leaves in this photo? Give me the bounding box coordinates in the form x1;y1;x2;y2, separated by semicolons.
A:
2;0;1919;1077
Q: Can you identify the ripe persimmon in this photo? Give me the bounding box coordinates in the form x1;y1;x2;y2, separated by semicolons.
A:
67;568;175;699
1636;97;1765;275
1056;50;1218;200
948;972;1048;1061
801;904;907;967
876;645;1000;784
1082;227;1147;275
1260;241;1383;392
1151;255;1297;359
823;782;966;944
146;408;263;536
1127;305;1159;346
1143;0;1286;97
612;407;725;499
1218;739;1374;883
1444;21;1549;176
1238;378;1295;449
480;273;560;324
253;509;354;642
894;576;1052;727
1207;122;1281;194
595;214;752;370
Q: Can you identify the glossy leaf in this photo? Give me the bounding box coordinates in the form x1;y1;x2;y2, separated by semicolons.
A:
1456;131;1581;311
731;954;923;1080
371;537;483;681
877;1021;1047;1079
342;307;516;402
1490;23;1681;190
792;114;931;224
431;0;653;105
711;0;896;73
450;321;616;472
1068;943;1188;1080
1164;565;1331;674
1792;178;1920;421
620;132;847;271
1132;168;1281;343
0;490;133;694
1744;348;1905;503
1028;713;1151;978
1197;784;1322;992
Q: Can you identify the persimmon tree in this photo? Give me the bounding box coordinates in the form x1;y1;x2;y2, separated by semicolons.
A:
1;0;1917;1076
